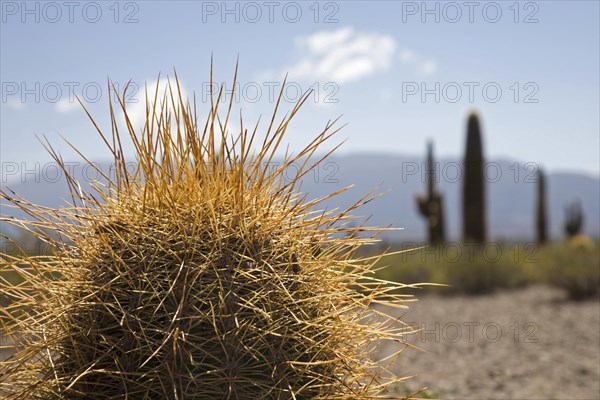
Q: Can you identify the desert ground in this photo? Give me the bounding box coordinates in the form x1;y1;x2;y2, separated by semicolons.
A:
379;285;600;399
2;286;598;399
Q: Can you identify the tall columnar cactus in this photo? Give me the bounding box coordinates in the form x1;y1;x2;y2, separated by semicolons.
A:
462;112;486;244
564;199;584;238
0;69;420;399
416;141;446;244
536;168;548;244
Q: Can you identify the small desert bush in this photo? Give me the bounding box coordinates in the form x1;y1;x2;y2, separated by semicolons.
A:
375;242;532;295
376;241;600;299
534;242;600;300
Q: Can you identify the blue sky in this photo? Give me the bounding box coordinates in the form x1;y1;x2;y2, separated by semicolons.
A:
1;0;599;177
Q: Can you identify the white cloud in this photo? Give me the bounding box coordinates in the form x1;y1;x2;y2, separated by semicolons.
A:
56;98;79;114
299;27;354;54
420;61;437;76
260;27;438;90
399;49;437;76
400;49;415;63
285;27;397;84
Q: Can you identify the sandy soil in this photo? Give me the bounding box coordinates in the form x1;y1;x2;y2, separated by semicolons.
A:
378;285;600;399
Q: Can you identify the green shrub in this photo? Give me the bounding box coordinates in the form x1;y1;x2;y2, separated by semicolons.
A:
539;242;600;300
376;241;600;300
376;243;532;295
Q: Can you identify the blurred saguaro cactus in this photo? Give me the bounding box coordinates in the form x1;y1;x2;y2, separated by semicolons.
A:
564;200;584;238
462;112;486;244
416;141;445;244
536;168;548;244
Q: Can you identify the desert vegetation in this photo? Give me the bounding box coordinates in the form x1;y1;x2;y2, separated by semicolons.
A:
393;111;599;301
0;72;598;400
0;69;423;399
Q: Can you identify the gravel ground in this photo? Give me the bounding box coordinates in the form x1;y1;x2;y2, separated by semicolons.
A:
377;285;600;400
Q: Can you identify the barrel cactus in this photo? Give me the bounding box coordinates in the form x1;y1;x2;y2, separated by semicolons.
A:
0;69;418;399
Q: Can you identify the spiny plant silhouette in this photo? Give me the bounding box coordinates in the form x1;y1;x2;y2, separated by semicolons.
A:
564;200;584;238
536;168;548;245
462;112;486;244
0;66;422;399
416;141;445;245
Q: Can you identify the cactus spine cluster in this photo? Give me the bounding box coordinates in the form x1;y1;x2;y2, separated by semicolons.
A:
416;141;445;244
0;70;418;399
536;168;548;244
462;112;486;244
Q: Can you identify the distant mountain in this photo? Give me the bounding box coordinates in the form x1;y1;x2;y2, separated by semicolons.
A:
312;154;599;242
1;154;598;242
